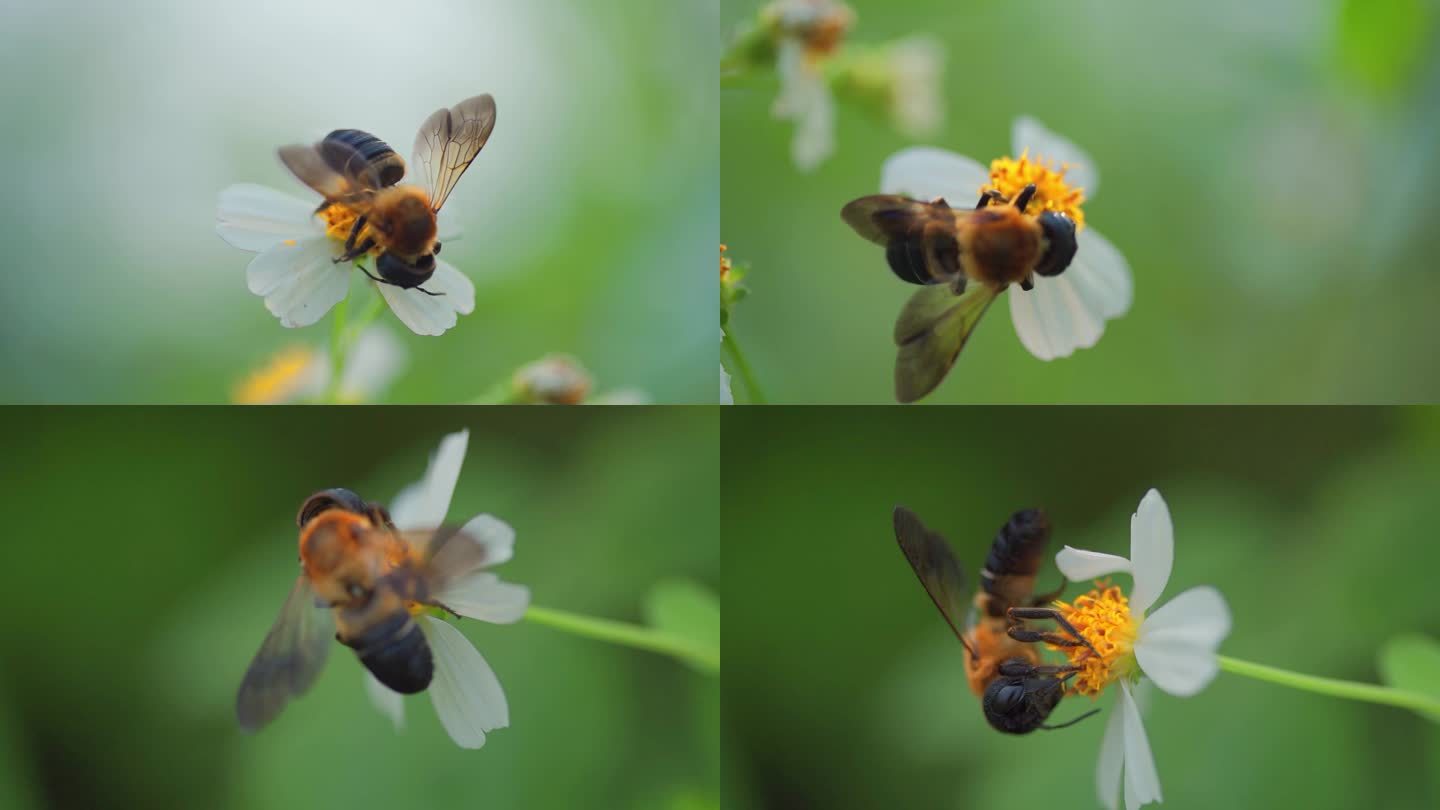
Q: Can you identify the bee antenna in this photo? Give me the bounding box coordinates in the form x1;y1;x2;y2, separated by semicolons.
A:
1041;708;1101;731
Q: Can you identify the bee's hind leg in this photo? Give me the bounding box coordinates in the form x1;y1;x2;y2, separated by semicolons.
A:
334;215;372;263
1012;183;1038;212
975;189;1006;209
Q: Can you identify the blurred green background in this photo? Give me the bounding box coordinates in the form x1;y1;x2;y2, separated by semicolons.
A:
0;0;717;404
0;407;718;809
721;0;1440;403
723;406;1440;808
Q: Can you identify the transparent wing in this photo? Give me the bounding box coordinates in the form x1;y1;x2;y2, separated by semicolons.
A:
235;575;335;732
411;94;496;213
391;523;503;600
277;140;382;202
893;506;975;657
893;283;998;403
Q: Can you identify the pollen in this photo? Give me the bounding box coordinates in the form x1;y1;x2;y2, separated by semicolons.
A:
982;149;1087;229
232;346;316;404
1050;581;1137;697
318;204;378;254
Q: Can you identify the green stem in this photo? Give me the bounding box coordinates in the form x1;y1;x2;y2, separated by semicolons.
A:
1218;655;1440;718
524;605;718;674
324;288;386;404
468;379;524;405
722;330;767;404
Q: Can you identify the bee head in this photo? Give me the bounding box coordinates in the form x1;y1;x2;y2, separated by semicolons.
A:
1034;211;1078;278
297;487;370;528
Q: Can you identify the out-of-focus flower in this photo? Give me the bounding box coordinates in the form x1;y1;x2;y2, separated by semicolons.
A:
363;430;530;749
232;326;407;404
721;340;734;406
835;36;945;138
216;183;474;336
720;244;748;329
881;118;1133;360
1051;489;1232;810
512;354;592;405
762;0;855;171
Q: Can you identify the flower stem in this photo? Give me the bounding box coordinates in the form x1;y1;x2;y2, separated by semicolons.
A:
468;380;522;405
524;604;718;674
722;330;767;404
324;287;386;404
1218;654;1440;719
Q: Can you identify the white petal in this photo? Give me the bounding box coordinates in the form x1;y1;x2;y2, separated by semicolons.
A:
216;183;319;252
456;513;516;567
363;670;406;731
435;573;530;624
421;616;509;749
772;41;835;172
1128;489;1174;617
339;327;407;401
1008;273;1103;360
1136;586;1231;697
880;146;990;203
1096;695;1126;810
389;430;468;530
246;237;350;328
377;262;472;337
1074;228;1133;318
1055;546;1133;581
1012;116;1099;198
436;205;463;243
1118;682;1162;810
721;365;734;405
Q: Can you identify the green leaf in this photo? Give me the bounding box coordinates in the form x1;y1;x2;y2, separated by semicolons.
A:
1378;634;1440;722
644;579;720;673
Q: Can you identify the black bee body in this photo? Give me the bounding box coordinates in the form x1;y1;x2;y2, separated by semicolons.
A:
320;129;406;187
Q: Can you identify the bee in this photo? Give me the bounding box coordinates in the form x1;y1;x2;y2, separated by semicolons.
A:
841;185;1079;403
278;95;497;295
235;488;489;733
892;505;1100;734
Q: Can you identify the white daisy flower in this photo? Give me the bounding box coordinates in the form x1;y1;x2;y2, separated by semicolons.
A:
363;430;530;749
232;326;407;404
881;36;945;139
721;362;734;405
765;0;854;171
216;183;474;337
880;117;1133;360
1050;489;1233;810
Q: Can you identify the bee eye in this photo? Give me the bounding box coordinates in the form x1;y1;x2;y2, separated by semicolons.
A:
1035;212;1077;277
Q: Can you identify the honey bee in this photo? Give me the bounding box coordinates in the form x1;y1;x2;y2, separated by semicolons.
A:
278;95;496;295
892;505;1100;734
841;185;1078;403
235;488;490;733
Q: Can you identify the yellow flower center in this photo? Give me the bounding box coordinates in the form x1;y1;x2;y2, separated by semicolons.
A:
319;203;378;254
982;149;1087;229
764;1;855;60
232;346;317;404
1050;581;1137;697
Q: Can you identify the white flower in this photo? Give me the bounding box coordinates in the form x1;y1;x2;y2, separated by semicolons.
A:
885;36;945;138
1054;489;1233;810
363;429;530;749
767;0;853;171
216;183;475;336
880;117;1133;360
232;326;407;404
721;364;734;405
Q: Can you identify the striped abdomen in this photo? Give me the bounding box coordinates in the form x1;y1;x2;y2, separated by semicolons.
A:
344;609;434;694
884;217;962;285
322;129;406;187
979;508;1051;614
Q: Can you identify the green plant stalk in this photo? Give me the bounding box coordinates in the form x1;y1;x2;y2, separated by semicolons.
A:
1218;655;1440;718
324;287;386;404
525;605;718;674
722;330;767;404
468;379;523;405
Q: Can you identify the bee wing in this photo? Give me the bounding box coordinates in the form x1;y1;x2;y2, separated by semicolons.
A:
411;94;496;213
277;140;382;202
391;523;501;597
235;575;336;732
893;506;977;657
893;283;998;403
840;194;958;247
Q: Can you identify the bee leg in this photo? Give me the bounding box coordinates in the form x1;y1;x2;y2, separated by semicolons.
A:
412;286;446;297
334;216;372;263
357;265;388;285
1019;275;1035;292
1012;183;1038;212
1041;708;1101;731
1006;606;1101;658
929;196;951;209
975;189;1005;209
949;276;968;296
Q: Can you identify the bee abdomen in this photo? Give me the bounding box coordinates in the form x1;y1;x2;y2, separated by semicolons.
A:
346;611;433;694
884;232;960;286
323;129;406;187
984;508;1052;581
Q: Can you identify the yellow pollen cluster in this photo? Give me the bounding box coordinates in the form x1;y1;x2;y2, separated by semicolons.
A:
982;149;1087;229
319;204;378;254
232;346;315;404
1051;581;1137;697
